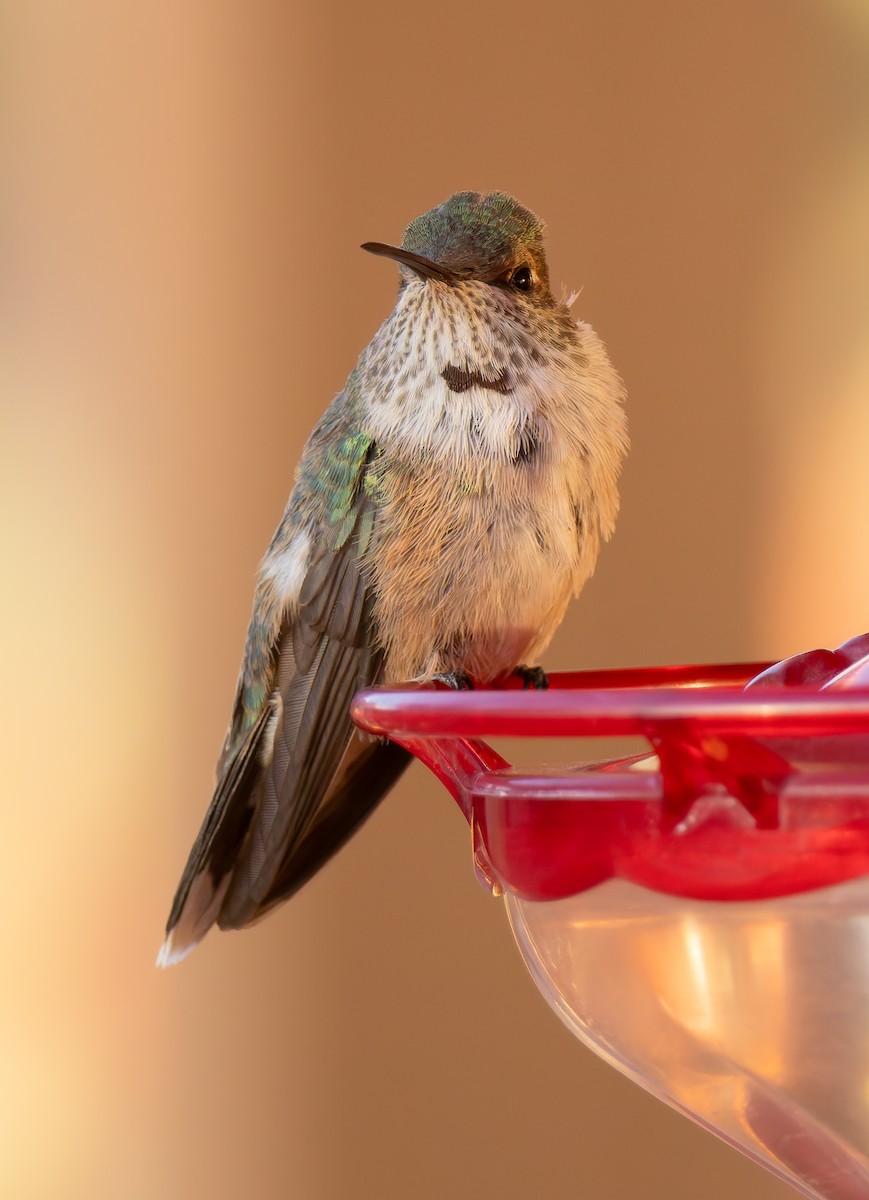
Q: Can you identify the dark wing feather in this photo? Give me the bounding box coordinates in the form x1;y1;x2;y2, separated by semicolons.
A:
258;735;411;915
218;559;380;927
218;525;414;929
161;428;410;960
162;701;271;941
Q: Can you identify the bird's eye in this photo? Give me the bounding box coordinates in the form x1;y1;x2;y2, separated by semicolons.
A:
510;265;533;291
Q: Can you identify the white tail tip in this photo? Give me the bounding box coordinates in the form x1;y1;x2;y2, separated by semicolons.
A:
156;931;198;969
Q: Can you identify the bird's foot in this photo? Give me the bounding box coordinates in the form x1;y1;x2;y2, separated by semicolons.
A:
512;665;549;690
433;670;475;691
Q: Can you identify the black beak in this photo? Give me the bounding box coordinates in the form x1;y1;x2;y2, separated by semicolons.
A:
361;241;459;284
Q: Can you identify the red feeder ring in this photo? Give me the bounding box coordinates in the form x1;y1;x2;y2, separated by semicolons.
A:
351;636;869;904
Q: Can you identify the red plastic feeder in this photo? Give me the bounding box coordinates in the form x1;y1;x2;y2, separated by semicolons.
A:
353;634;869;905
352;635;869;1200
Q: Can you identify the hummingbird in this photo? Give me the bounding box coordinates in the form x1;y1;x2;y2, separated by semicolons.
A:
158;191;627;966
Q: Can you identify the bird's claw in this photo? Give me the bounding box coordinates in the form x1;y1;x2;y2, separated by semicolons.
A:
512;665;549;690
433;670;475;691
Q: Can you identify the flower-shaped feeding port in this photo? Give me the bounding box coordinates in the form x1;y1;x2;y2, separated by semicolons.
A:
352;635;869;1200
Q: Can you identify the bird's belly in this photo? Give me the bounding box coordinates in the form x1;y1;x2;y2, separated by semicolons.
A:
436;524;573;680
373;470;579;683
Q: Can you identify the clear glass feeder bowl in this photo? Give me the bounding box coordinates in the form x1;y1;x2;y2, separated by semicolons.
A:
352;639;869;1200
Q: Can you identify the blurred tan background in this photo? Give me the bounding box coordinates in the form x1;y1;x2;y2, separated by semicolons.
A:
3;1;869;1197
